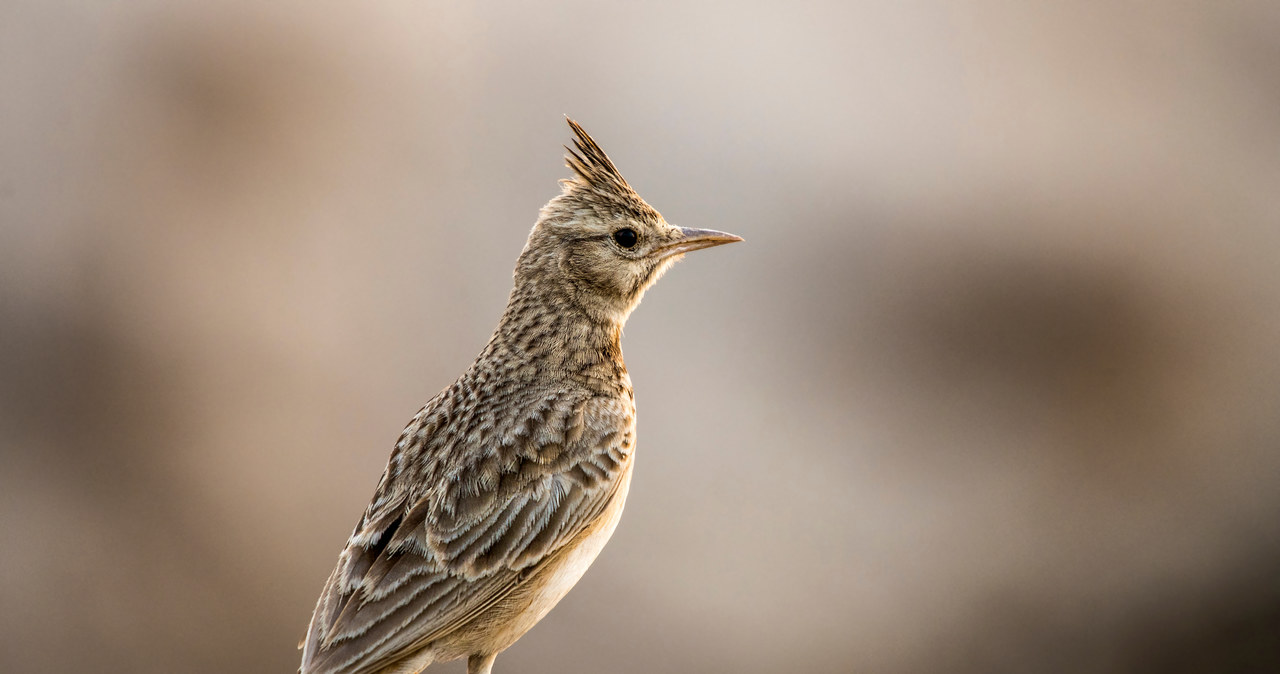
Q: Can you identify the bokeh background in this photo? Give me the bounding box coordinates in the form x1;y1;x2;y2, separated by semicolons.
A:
3;1;1279;672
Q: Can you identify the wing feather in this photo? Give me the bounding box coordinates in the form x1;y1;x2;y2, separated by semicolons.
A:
300;392;633;674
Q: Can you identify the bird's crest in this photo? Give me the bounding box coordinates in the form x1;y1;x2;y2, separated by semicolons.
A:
559;118;663;226
563;118;635;197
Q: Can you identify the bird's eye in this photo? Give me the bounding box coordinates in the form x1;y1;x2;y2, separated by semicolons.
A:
613;228;638;249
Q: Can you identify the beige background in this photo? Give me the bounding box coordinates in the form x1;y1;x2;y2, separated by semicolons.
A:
2;1;1278;672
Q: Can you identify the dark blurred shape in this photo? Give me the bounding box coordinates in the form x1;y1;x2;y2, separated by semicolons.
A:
1129;574;1280;674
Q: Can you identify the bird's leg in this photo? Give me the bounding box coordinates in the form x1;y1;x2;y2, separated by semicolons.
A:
467;653;497;674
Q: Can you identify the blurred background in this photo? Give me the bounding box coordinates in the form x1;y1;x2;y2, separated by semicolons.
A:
3;1;1279;672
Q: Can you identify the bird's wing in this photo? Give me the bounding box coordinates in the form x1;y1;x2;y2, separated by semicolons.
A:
301;391;634;674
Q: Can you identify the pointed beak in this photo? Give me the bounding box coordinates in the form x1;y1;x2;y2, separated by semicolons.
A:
651;227;744;260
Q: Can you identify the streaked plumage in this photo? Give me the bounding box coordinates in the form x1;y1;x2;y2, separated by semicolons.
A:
300;120;741;674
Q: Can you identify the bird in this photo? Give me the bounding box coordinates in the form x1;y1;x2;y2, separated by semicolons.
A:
299;119;742;674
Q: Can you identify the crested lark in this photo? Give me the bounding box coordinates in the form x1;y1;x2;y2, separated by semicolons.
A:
300;120;741;674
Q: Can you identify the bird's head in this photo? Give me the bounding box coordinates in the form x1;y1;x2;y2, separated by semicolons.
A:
513;119;742;325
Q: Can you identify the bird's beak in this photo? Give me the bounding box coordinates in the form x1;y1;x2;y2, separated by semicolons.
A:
651;227;744;260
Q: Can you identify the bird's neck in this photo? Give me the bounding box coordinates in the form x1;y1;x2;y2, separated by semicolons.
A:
482;280;629;390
